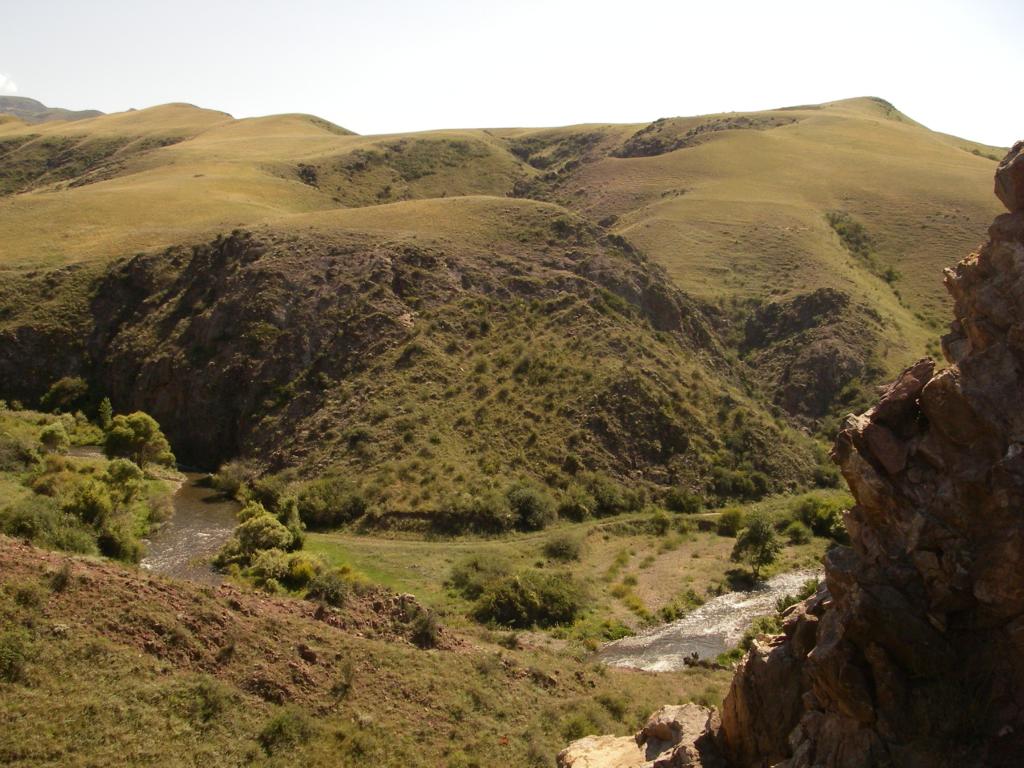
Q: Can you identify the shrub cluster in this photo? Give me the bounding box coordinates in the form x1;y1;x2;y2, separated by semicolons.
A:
473;570;584;628
450;556;584;628
790;495;848;542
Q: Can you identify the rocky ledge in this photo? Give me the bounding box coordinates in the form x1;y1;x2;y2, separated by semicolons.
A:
561;145;1024;767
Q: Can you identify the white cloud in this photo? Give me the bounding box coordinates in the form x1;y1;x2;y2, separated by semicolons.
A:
0;73;18;94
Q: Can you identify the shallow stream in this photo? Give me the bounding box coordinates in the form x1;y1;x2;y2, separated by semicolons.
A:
68;446;238;584
598;568;822;671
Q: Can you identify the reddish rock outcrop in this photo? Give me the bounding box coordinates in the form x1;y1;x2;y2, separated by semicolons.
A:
715;144;1024;767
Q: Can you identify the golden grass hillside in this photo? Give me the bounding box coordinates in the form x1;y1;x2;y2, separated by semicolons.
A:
0;95;1006;475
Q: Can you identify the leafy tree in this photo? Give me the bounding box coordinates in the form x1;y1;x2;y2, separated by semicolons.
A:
104;412;175;468
40;376;89;413
731;510;781;580
39;422;70;454
98;397;113;431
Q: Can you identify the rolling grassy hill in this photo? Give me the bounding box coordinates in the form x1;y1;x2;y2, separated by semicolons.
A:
0;95;1006;509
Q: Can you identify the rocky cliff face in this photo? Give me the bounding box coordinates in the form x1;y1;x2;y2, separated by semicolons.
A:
561;144;1024;768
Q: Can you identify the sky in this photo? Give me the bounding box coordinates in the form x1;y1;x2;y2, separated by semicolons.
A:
1;0;1020;146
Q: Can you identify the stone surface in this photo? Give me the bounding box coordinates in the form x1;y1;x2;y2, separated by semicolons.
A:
557;704;723;768
995;141;1024;212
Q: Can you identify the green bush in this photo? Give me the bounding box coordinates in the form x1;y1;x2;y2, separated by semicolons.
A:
40;376;89;413
212;460;251;499
436;489;514;533
297;476;367;529
711;466;769;501
410;607;441;649
649;510;672;535
64;479;114;526
716;508;745;536
791;496;848;542
585;473;644;517
284;552;322;589
96;518;144;563
0;629;30;683
244;475;288;514
182;675;231;726
306;565;368;607
248;548;290;585
474;570;583;628
0;432;36;471
543;533;583;561
98;397;113;431
506;481;556;531
783;520;812;545
0;496;97;554
236;511;293;554
665;486;702;514
39;422;70;454
258;707;313;755
557;483;596;521
449;554;513;600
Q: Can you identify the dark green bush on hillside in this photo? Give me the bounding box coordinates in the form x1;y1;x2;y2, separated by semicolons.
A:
40;376;89;413
306;565;370;607
583;473;645;517
543;533;583;561
791;496;848;542
39;422;70;454
0;496;97;555
0;432;36;471
557;483;596;521
665;486;702;514
297;477;367;529
716;507;745;536
436;489;515;533
448;554;513;600
506;481;556;531
711;466;769;501
474;570;584;628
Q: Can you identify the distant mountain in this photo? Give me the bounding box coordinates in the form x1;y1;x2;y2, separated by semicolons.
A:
0;95;102;123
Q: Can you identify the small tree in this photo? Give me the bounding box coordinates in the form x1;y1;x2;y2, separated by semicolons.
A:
39;422;70;454
731;510;781;580
104;412;175;468
98;397;113;431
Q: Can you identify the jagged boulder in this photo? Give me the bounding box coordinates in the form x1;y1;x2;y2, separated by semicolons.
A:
995;140;1023;212
557;704;724;768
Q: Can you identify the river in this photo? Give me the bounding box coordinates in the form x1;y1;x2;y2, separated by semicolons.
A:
68;446;239;584
140;471;239;584
597;568;822;671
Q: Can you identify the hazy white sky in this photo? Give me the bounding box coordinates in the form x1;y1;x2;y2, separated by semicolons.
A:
2;0;1020;145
